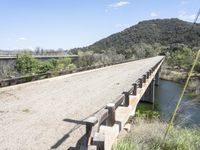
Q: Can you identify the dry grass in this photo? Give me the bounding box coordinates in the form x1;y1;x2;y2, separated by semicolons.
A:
113;119;200;150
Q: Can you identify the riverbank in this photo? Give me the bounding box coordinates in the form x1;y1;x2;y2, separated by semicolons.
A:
160;65;200;95
113;103;200;150
113;119;200;150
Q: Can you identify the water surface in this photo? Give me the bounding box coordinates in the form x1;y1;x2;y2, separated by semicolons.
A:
155;80;200;127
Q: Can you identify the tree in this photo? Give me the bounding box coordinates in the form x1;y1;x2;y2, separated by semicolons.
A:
16;53;39;74
168;47;194;69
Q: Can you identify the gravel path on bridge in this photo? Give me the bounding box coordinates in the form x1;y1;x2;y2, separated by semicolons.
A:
0;56;163;150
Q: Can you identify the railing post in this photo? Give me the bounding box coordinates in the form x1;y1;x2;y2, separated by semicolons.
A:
143;74;147;83
146;71;150;79
152;66;155;72
132;83;137;95
123;91;129;106
106;103;115;126
149;69;152;76
139;78;143;88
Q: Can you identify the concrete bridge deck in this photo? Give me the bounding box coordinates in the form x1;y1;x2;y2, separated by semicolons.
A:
0;56;164;150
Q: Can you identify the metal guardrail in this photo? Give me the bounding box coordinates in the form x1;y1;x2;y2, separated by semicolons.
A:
0;58;138;88
84;57;165;150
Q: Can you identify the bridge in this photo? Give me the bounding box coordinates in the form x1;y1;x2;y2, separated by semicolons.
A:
0;56;164;150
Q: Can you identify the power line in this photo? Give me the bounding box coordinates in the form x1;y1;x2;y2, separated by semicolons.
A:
193;8;200;24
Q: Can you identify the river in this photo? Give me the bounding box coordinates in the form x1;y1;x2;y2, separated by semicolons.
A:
155;80;200;127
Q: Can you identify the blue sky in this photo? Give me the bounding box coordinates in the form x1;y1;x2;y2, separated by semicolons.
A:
0;0;199;50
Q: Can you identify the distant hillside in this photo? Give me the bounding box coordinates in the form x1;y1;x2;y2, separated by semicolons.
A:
69;18;200;58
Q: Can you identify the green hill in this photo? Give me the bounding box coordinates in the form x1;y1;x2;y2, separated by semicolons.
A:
69;18;200;59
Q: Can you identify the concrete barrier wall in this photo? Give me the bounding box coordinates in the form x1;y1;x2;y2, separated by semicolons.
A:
0;58;16;78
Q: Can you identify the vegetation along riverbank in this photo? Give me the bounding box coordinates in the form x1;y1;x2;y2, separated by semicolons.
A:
160;45;200;96
113;103;200;150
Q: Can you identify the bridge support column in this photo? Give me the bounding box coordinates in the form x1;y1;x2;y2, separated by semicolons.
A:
150;79;155;108
155;67;161;86
140;79;155;107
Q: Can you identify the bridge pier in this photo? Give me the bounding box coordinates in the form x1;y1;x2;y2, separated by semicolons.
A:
140;79;155;107
155;67;161;86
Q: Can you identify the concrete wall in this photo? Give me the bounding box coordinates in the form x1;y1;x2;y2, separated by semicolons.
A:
0;58;16;78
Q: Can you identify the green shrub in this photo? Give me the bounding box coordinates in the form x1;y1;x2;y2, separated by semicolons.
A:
57;57;71;68
16;53;39;75
77;50;125;67
50;57;73;71
37;61;54;73
167;47;194;70
67;64;77;71
78;51;94;67
135;110;160;120
195;57;200;72
16;54;76;75
128;103;160;122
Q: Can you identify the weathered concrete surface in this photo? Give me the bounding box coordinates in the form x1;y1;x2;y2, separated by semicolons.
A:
100;58;164;150
0;56;164;150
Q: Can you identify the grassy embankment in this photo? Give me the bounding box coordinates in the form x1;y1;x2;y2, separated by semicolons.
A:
113;103;200;150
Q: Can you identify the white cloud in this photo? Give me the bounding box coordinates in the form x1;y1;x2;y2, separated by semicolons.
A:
18;37;26;41
150;12;158;17
180;0;189;5
108;1;130;8
178;11;195;22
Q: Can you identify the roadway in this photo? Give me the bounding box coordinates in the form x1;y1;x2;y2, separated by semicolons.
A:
0;56;164;150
